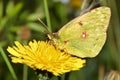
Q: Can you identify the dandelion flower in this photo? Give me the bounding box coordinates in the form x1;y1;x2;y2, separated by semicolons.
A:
7;40;86;76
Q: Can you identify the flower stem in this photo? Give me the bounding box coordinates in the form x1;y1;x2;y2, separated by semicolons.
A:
22;40;28;80
43;0;52;32
23;65;28;80
0;47;18;80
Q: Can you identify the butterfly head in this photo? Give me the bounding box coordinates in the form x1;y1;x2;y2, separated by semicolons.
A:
48;33;59;40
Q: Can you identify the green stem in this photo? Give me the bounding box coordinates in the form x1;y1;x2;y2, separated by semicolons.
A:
43;0;52;32
23;65;28;80
0;47;18;80
22;40;28;80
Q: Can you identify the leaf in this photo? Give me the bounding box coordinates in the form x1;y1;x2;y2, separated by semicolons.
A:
27;23;48;33
19;11;29;21
6;1;14;16
26;13;45;21
6;1;23;17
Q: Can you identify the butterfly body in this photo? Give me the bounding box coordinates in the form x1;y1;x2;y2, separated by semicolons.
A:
49;7;111;58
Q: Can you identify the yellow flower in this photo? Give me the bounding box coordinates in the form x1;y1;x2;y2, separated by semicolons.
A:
7;40;86;76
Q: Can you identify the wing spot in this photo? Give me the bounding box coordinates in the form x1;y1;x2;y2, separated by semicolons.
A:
93;43;97;46
96;38;99;40
81;32;88;39
64;40;69;44
78;21;83;26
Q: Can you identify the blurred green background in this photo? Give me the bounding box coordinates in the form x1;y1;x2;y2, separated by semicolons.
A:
0;0;120;80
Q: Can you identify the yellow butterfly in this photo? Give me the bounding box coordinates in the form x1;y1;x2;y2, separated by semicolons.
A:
49;7;111;58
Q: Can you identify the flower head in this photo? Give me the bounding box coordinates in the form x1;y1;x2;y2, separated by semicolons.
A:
7;40;86;76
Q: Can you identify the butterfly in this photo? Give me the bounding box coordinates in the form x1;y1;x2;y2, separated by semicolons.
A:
48;7;111;58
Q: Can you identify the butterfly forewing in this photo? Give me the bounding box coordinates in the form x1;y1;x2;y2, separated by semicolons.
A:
52;7;111;58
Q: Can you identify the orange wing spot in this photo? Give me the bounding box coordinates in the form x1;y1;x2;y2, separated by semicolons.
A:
81;32;88;39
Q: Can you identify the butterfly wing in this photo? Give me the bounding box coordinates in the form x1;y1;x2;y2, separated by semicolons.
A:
52;7;111;58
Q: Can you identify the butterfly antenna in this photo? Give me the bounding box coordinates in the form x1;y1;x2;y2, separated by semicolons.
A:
38;18;49;32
